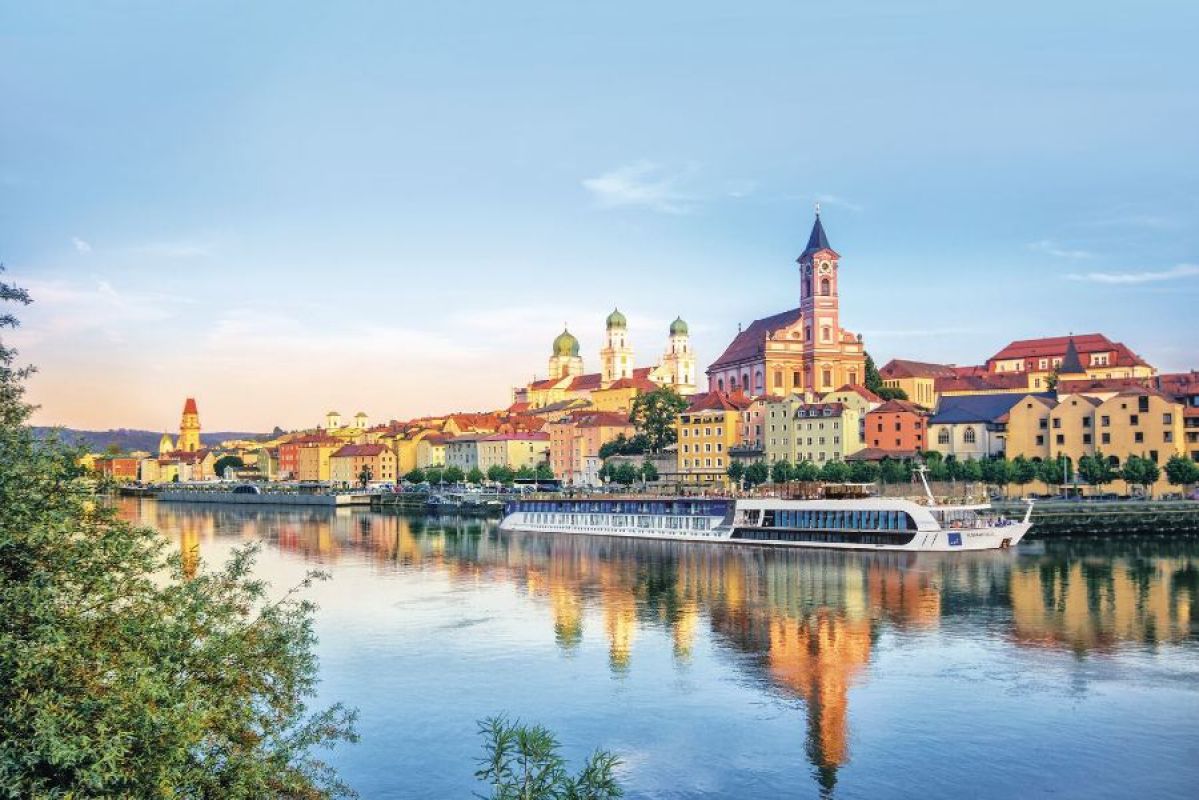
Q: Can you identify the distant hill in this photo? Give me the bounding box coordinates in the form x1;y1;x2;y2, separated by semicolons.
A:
32;427;270;454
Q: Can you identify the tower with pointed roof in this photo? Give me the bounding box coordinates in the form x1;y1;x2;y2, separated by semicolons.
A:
659;316;696;394
158;432;176;457
600;308;634;384
178;397;201;453
705;209;864;396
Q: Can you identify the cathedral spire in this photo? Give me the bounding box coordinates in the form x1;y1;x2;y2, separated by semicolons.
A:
800;209;832;259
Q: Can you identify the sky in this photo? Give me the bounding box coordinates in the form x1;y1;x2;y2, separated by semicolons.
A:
2;1;1196;432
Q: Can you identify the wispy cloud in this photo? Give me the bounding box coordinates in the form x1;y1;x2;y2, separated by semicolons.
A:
1028;239;1093;260
1066;264;1199;285
72;237;92;254
582;161;693;214
14;276;183;346
816;194;863;213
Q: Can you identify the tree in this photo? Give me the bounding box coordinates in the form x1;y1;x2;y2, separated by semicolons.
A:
1078;452;1117;490
863;352;884;394
406;467;426;484
629;387;688;453
598;434;648;460
1037;457;1067;492
1165;454;1199;491
744;461;769;487
771;459;792;484
475;716;621;800
640;460;659;483
980;457;1011;488
960;458;983;482
819;460;850;483
487;465;515;485
443;465;465;484
514;465;536;481
726;461;745;487
357;464;374;488
597;461;614;484
466;467;485;485
213;454;245;478
534;462;555;481
879;457;908;484
1045;366;1061;392
848;461;879;483
613;462;639;486
0;273;358;797
793;460;820;482
1010;455;1038;487
1122;455;1161;495
426;466;446;485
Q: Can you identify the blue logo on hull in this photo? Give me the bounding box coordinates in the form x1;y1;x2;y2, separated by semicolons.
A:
948;532;962;547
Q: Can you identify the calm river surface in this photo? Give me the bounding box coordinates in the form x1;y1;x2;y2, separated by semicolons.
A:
121;499;1199;799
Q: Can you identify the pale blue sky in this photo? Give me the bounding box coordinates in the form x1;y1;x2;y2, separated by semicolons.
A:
2;1;1196;430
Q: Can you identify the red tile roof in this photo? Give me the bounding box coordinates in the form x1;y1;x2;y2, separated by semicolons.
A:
605;375;660;392
868;399;927;415
987;333;1149;369
832;384;884;403
574;411;636;429
482;431;550;442
846;447;921;462
1157;371;1199;398
182;397;198;414
935;373;1029;393
878;360;958;380
686;390;753;413
707;308;803;370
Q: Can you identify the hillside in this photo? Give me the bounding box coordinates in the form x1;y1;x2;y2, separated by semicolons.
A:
33;427;270;454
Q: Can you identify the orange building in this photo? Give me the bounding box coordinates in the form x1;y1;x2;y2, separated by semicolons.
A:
864;400;928;454
94;455;139;482
546;410;636;486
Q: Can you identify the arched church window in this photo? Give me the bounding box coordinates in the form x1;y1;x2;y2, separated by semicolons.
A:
820;278;831;296
774;370;783;388
742;372;750;390
964;428;977;444
938;428;950;445
718;378;725;392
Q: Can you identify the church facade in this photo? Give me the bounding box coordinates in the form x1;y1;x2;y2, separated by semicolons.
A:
517;310;698;410
706;212;865;397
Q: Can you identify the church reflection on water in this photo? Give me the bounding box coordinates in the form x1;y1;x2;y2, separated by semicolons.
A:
122;501;1198;792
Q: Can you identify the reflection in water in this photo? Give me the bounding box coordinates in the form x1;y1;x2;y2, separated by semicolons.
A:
122;501;1199;794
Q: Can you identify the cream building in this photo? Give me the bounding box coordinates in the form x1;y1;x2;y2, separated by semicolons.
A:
477;432;551;473
763;395;863;465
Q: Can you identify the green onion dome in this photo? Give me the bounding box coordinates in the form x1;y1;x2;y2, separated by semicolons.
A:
552;328;580;357
605;308;627;330
669;316;689;336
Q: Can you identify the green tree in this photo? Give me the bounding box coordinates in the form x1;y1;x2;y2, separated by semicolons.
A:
443;465;465;484
1165;454;1199;490
514;465;536;481
980;457;1011;489
879;457;908;484
640;461;659;483
475;715;622;800
819;460;850;483
467;467;485;485
848;460;879;483
793;460;820;482
1122;455;1161;495
598;435;627;460
744;461;770;487
960;458;983;482
629;387;688;453
613;462;639;486
1037;457;1067;492
406;467;426;484
357;464;374;488
1077;452;1117;490
488;465;516;485
863;352;884;394
726;461;745;487
534;462;555;481
213;454;245;477
1010;455;1037;487
771;459;792;484
0;273;358;797
104;442;124;456
597;461;614;484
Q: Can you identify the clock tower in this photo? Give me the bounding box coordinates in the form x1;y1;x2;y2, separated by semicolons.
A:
798;207;854;391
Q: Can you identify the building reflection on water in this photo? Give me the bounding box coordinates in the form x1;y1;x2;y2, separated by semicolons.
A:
121;500;1198;793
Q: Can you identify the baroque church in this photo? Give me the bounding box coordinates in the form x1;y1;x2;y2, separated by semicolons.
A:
515;311;698;410
706;210;866;396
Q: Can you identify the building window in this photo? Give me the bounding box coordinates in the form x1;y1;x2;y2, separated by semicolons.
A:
938;429;950;445
821;327;831;342
964;428;976;444
793;370;802;387
1101;415;1110;427
1164;413;1173;425
1135;432;1144;444
1139;396;1150;413
1052;418;1061;429
1056;434;1065;445
1165;431;1174;443
820;277;831;296
1130;415;1139;426
1083;433;1092;445
1102;432;1111;445
1036;435;1044;446
822;369;832;388
774;370;783;388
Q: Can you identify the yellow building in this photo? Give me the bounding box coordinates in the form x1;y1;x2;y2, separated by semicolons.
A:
1005;390;1185;494
178;397;202;452
297;437;342;482
329;444;397;487
415;435;448;469
478;432;551;473
676;391;750;488
878;360;958;408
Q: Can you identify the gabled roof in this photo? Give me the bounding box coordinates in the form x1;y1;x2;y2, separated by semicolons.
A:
331;444;388;458
707;308;803;370
603;375;660;392
831;384;884;403
869;399;926;415
930;392;1048;425
1157;371;1199;398
935;373;1029;393
685;390;752;413
878;359;959;380
482;431;550;442
572;411;636;429
987;333;1149;368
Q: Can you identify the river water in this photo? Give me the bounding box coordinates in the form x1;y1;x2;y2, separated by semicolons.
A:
120;499;1199;799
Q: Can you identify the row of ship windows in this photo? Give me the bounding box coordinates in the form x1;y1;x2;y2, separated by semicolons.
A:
522;512;713;531
764;509;917;531
735;529;917;546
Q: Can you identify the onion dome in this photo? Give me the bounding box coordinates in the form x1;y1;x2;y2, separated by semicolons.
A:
605;308;627;330
552;328;580;357
669;316;689;335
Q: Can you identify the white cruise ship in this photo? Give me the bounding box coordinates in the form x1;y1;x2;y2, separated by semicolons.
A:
499;485;1032;553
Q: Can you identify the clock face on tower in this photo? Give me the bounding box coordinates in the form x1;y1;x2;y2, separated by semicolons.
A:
818;260;832;275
